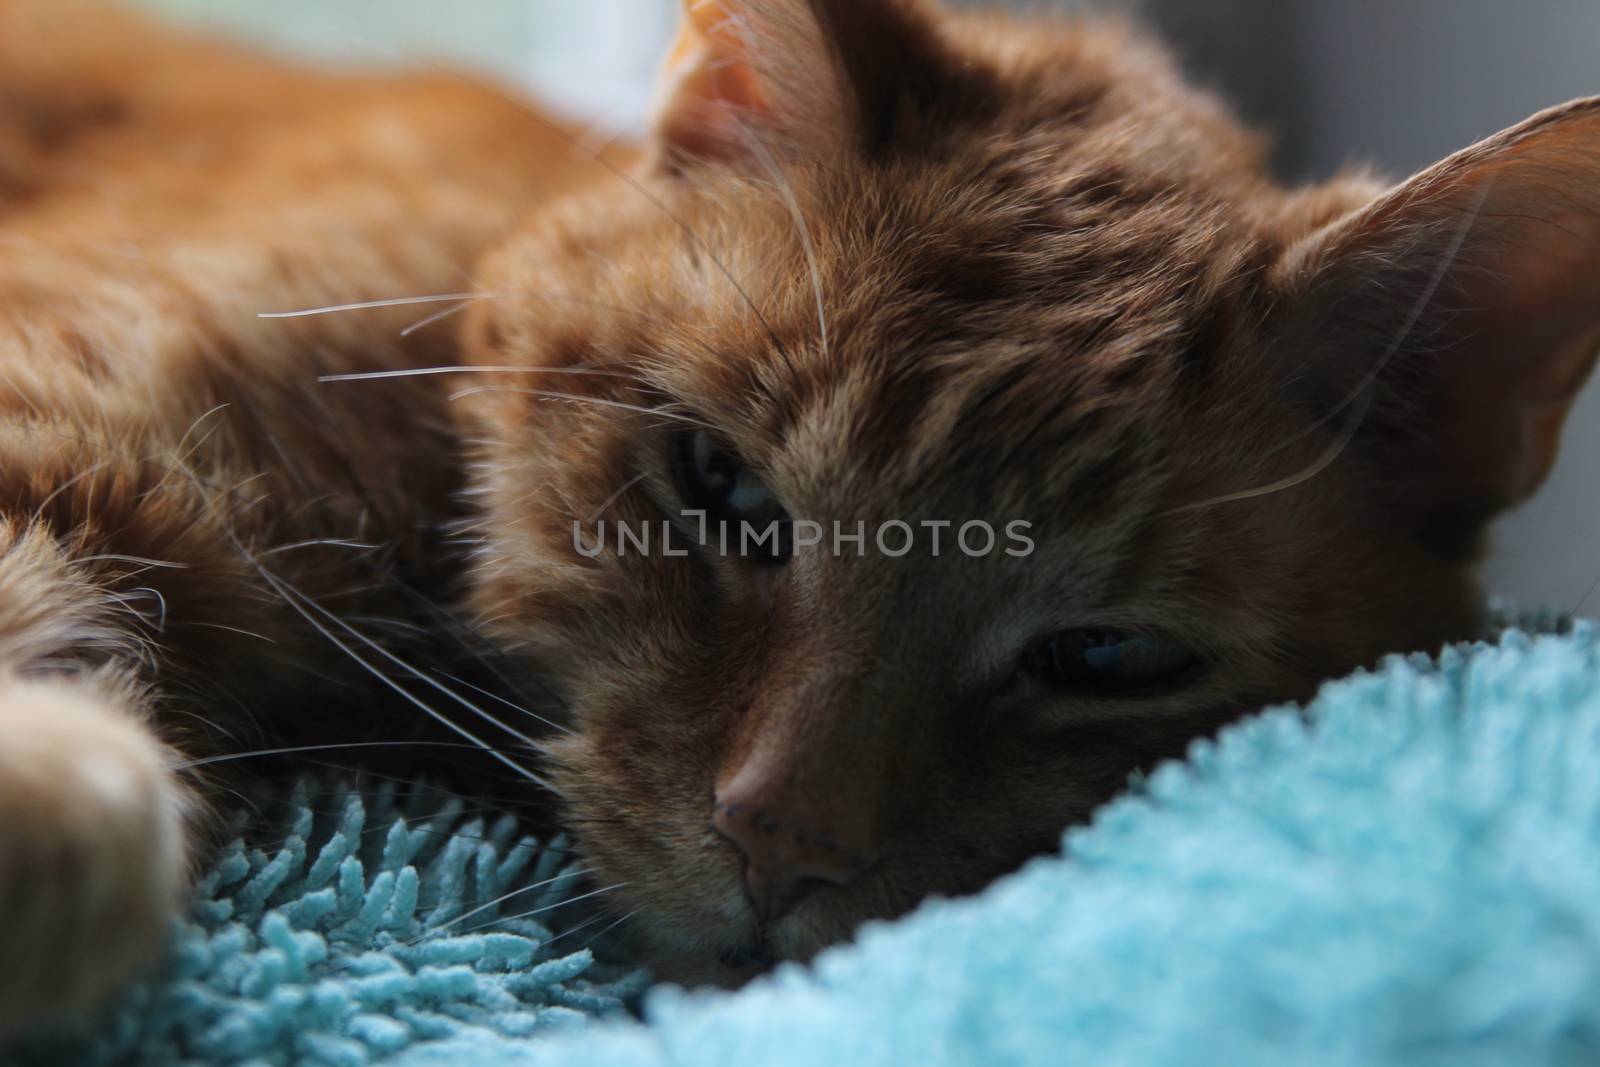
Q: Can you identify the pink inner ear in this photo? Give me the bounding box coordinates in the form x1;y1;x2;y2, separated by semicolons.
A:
1444;208;1600;502
1464;208;1600;397
1286;102;1600;516
654;4;773;166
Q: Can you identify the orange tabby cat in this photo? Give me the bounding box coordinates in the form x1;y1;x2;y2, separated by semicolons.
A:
2;0;1599;1036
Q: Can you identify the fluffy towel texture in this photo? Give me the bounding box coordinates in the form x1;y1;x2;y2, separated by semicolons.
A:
13;782;647;1066
14;614;1600;1065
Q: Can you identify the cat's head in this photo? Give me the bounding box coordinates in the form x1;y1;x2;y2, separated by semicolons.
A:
461;0;1600;981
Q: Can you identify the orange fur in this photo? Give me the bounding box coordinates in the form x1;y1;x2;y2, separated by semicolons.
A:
461;1;1600;981
2;0;1599;1030
0;0;604;1035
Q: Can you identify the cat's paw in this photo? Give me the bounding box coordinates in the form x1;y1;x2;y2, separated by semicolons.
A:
0;671;189;1041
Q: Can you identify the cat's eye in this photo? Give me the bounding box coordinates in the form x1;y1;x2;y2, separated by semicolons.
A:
674;430;790;563
1021;628;1197;694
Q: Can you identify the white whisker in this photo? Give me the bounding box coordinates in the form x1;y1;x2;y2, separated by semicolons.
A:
173;740;491;771
112;586;169;633
1262;182;1493;462
260;538;383;556
532;910;610;950
407;866;596;943
447;386;703;426
400;300;477;338
272;578;558;759
77;553;191;570
154;465;539;781
585;471;653;524
328;47;796;373
258;292;498;319
173;403;233;458
1175;184;1492;513
30;462;110;525
436;670;573;737
179;621;280;644
456;881;630;935
573;907;640;952
251;565;553;790
744;127;828;359
1165;389;1374;514
318;365;633;384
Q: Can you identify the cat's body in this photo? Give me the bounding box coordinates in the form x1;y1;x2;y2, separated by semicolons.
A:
0;0;608;1027
3;0;1600;1038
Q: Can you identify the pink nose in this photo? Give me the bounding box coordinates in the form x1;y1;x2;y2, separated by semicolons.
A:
712;784;880;922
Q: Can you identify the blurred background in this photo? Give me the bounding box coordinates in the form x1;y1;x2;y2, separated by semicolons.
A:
131;0;1600;610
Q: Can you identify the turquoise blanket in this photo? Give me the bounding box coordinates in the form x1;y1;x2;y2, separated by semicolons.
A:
15;614;1600;1065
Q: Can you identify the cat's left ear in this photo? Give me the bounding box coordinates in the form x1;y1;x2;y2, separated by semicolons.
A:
651;0;947;170
1275;99;1600;539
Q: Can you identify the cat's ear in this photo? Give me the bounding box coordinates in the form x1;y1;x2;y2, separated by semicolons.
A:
650;0;946;170
1274;99;1600;547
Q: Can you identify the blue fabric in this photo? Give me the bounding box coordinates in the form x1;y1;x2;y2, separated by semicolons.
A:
17;616;1600;1065
14;782;647;1066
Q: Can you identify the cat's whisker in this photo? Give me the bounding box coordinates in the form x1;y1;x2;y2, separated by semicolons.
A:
454;881;631;936
1165;388;1375;514
365;820;579;849
1259;183;1493;463
294;759;554;821
172;740;496;771
446;385;708;428
399;300;477;338
531;905;639;956
435;670;572;737
242;560;554;790
172;403;233;462
178;620;281;644
397;290;661;337
532;910;610;951
743;126;829;360
267;573;560;760
572;907;640;953
329;39;799;376
585;471;654;524
389;579;571;726
110;585;170;634
343;615;431;637
1173;193;1489;514
318;365;636;385
1570;573;1600;617
28;461;111;526
76;553;191;570
256;292;498;319
403;866;597;945
260;538;383;556
205;782;269;825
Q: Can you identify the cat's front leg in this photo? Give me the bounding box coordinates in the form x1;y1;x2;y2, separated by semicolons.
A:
0;671;188;1041
0;522;192;1041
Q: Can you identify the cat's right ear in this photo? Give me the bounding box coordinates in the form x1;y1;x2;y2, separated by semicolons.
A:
649;0;949;171
1270;99;1600;552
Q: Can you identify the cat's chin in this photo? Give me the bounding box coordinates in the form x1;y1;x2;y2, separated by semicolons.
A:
594;881;772;985
632;900;864;991
653;938;796;991
716;936;777;972
703;935;781;989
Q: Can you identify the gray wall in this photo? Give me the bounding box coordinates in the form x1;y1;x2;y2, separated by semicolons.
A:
134;0;674;126
132;0;1600;608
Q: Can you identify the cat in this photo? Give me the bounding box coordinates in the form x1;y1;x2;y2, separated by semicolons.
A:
3;0;1599;1038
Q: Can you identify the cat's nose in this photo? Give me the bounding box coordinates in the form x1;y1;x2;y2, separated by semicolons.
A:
712;779;880;922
